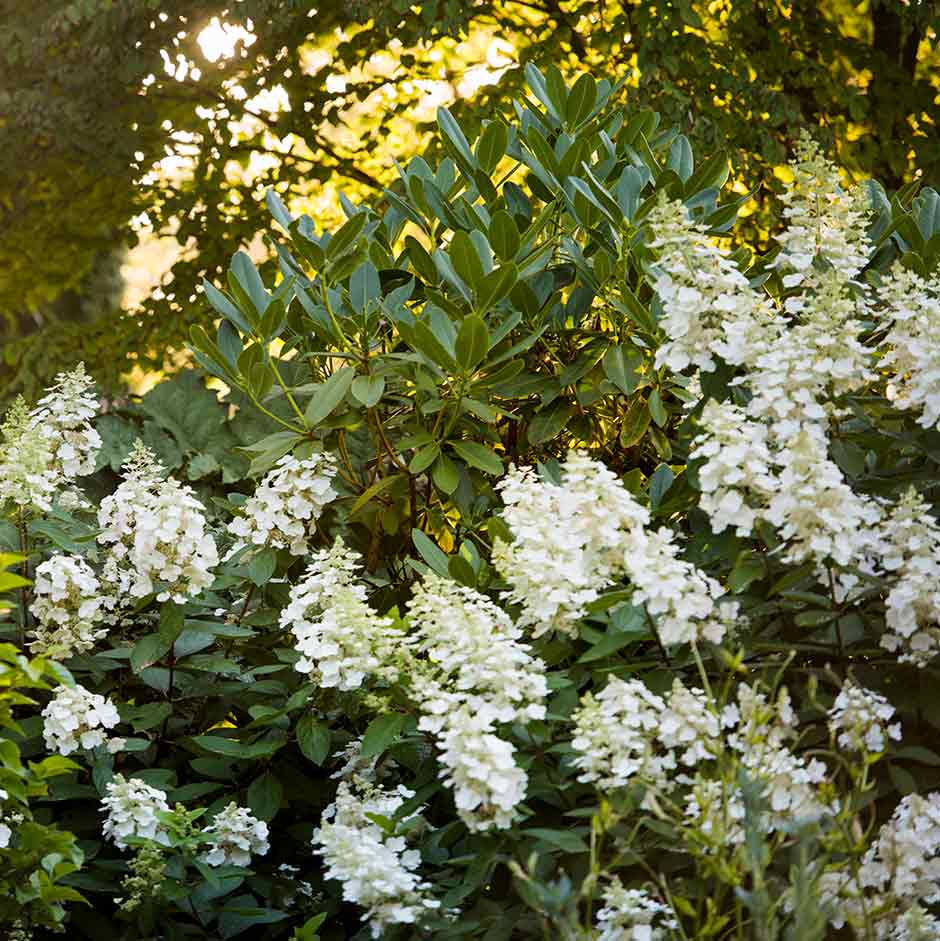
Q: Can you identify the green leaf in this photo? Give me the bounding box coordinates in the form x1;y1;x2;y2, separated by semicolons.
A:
450;440;503;476
350;261;381;314
130;634;172;673
411;529;450;577
619;397;651;447
437;106;477;174
350;473;402;518
361;713;406;759
158;603;186;645
351;375;385;408
326;211;367;261
729;552;765;593
603;345;644;395
455;316;490;372
648;463;674;508
296;715;331;765
566;73;597;127
191;734;285;760
203;280;253;335
476;121;508;174
230;251;270;318
525;828;589;853
668;134;694;182
304;366;356;426
247;772;283;820
247;547;278;586
432;453;460;494
528;401;574;445
475;263;517;314
409;442;441;474
449;231;484;291
489;210;520;261
648;388;668;427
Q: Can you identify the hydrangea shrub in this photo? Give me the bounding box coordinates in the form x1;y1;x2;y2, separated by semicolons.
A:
3;67;940;940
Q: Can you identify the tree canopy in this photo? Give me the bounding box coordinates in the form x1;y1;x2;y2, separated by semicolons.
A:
3;0;938;394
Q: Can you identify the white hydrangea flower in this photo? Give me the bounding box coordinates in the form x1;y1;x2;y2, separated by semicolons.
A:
201;803;270;867
406;574;547;728
763;428;882;568
683;776;747;848
772;132;871;288
571;677;676;797
876;488;940;666
405;575;547;831
881;265;940;430
828;681;901;755
645;195;765;374
427;704;527;832
28;554;110;658
280;538;404;690
42;683;122;756
824;793;940;937
573;677;830;833
0;397;59;512
97;442;219;603
101;775;172;849
493;451;649;636
621;525;739;647
228;452;337;556
0;788;10;849
594;879;679;941
313;779;440;938
30;363;102;480
691;400;777;536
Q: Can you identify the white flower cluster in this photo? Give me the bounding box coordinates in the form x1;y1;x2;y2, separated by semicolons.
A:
201;803;270;867
228;452;337;556
824;792;940;938
42;684;123;756
313;779;440;938
281;538;404;690
30;362;102;481
572;677;831;834
406;574;548;832
773;133;871;288
101;775;172;849
97;442;219;603
0;365;101;513
28;554;111;658
878;488;940;665
0;398;58;512
493;451;648;636
645;195;770;374
594;879;679;941
881;265;940;430
828;680;901;755
495;451;737;647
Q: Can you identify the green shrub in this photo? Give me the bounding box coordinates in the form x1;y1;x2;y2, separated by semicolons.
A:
3;66;940;940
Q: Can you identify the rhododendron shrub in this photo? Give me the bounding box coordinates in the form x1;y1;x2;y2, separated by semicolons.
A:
4;67;940;940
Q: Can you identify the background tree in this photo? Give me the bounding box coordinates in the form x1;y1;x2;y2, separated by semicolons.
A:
2;0;938;395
